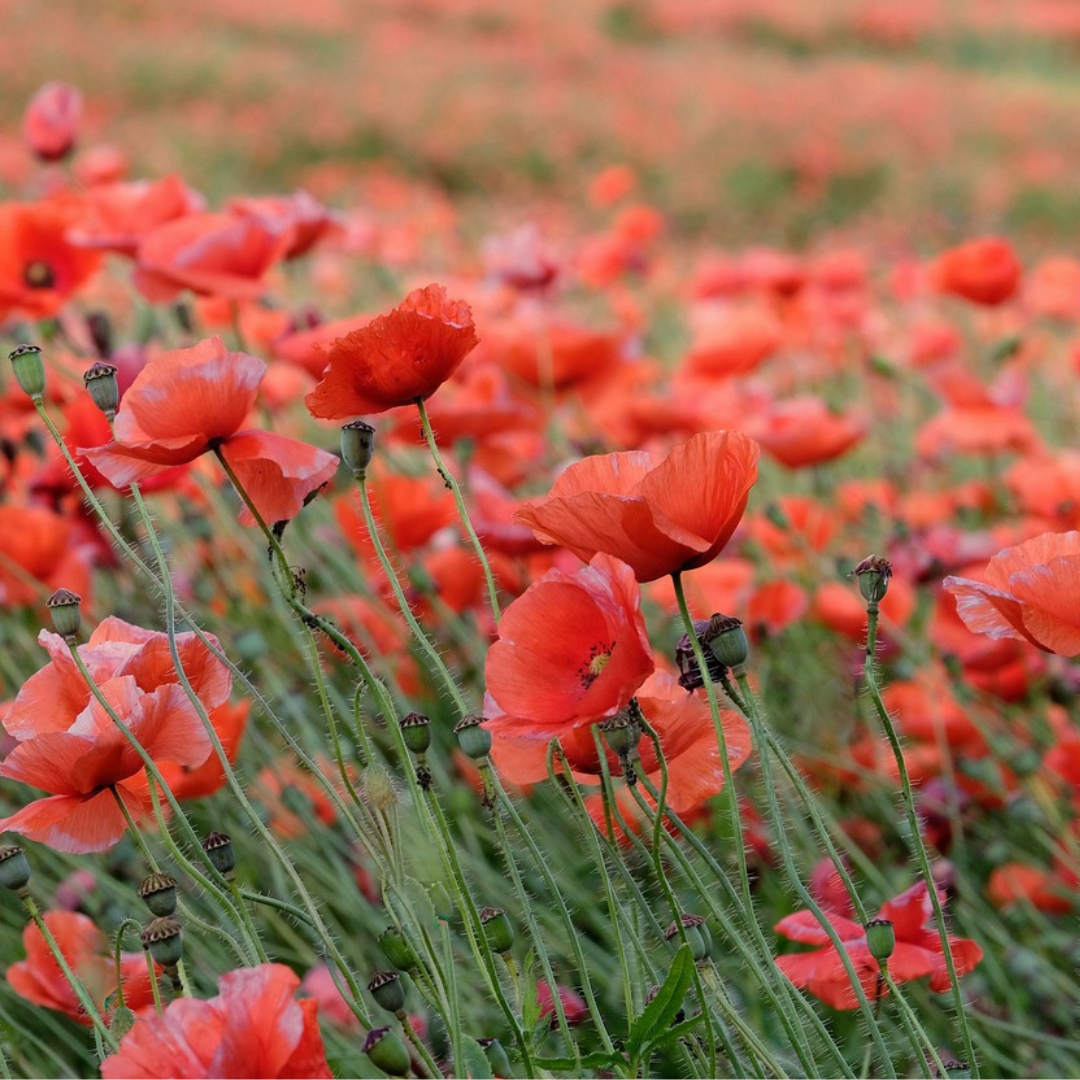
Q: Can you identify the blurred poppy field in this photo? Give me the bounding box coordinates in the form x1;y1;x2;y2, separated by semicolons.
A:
1;1;1080;1077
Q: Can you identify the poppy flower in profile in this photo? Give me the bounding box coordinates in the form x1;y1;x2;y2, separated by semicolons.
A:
8;910;157;1025
23;82;82;162
82;337;338;527
101;964;332;1079
485;554;654;739
305;284;479;419
515;430;759;583
944;531;1080;656
747;396;866;469
931;237;1021;306
228;190;340;260
775;881;983;1010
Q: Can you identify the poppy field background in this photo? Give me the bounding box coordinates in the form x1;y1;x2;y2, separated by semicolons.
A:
0;1;1079;1078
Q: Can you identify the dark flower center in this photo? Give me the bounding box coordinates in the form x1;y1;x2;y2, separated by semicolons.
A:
23;260;56;290
577;640;614;689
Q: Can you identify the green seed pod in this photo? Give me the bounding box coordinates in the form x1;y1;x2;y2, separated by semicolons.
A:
340;420;376;478
454;714;492;760
0;845;31;893
865;918;896;965
479;906;514;955
704;613;749;669
378;926;420;972
363;1026;411;1077
664;913;711;961
141;917;183;968
854;555;892;604
9;344;46;400
399;712;432;756
46;588;82;642
138;872;179;918
83;360;120;419
201;832;235;878
478;1037;512;1078
368;969;406;1013
599;708;641;758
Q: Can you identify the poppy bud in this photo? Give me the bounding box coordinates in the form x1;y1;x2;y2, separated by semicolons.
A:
141;916;183;968
675;619;726;692
599;706;641;758
478;1037;512;1078
454;714;492;760
865;918;895;965
479;906;514;955
363;764;399;811
399;711;432;756
138;873;179;918
46;588;82;642
0;845;31;894
110;1004;136;1040
83;361;120;419
86;311;113;359
340;420;376;478
23;82;82;162
378;926;420;972
202;832;235;878
664;913;712;961
854;555;892;605
368;969;406;1013
9;344;46;401
363;1027;411;1078
704;613;749;669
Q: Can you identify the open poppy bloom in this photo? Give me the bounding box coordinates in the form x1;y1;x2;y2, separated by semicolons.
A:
515;430;760;582
82;337;338;526
931;237;1021;306
485;553;654;739
8;910;158;1024
944;531;1080;656
305;284;479;418
101;964;332;1079
774;881;983;1010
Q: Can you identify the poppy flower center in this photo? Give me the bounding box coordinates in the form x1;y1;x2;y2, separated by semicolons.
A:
577;641;614;689
23;260;56;289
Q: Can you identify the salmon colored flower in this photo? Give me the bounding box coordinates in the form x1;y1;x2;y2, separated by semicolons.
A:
944;531;1080;656
101;964;332;1079
82;337;338;527
228;190;339;260
8;911;157;1024
747;396;866;469
305;284;479;418
0;503;90;607
931;237;1021;306
485;554;654;738
515;430;759;583
23;82;82;162
775;882;983;1010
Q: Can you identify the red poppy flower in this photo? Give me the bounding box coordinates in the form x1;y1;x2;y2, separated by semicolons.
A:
23;82;82;162
101;964;332;1079
944;531;1080;656
8;911;157;1025
228;190;339;260
305;284;479;419
0;503;89;607
537;981;589;1026
747;396;866;469
486;318;624;390
515;430;759;583
775;882;983;1010
485;554;654;739
931;237;1021;306
683;304;784;379
82;337;338;527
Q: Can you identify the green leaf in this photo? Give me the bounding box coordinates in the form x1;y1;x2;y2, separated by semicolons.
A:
458;1035;493;1079
627;944;694;1059
645;1012;707;1051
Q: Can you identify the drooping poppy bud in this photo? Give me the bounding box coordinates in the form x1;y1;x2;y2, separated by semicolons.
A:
23;82;82;162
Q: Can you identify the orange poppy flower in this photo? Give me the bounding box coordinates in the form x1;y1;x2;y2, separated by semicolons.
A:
747;396;866;469
22;82;82;161
228;189;339;259
944;531;1080;656
683;304;784;379
811;577;915;642
305;284;478;419
82;337;338;527
102;964;332;1079
0;503;89;607
484;554;654;738
515;430;760;583
931;237;1021;306
482;316;624;390
987;863;1075;915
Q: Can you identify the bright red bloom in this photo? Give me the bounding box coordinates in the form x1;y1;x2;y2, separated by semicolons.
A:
305;284;479;418
82;337;338;527
23;82;82;161
931;237;1021;306
515;430;760;583
775;882;983;1010
8;911;157;1024
485;554;654;739
944;531;1080;656
101;964;332;1079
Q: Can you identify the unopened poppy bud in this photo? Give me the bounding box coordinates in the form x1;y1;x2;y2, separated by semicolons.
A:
479;906;514;954
46;588;82;641
363;1027;411;1077
399;711;432;756
201;832;235;878
368;969;406;1013
110;1004;136;1039
86;311;113;358
363;764;400;811
23;82;82;162
865;918;895;964
454;714;492;760
340;420;376;478
141;916;183;968
9;344;46;401
854;555;892;604
478;1037;512;1078
138;873;178;918
0;845;31;894
83;361;120;419
675;619;726;691
704;613;749;669
664;913;712;961
378;926;420;971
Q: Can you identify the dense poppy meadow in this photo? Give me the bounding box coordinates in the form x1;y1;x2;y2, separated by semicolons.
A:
1;4;1080;1079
